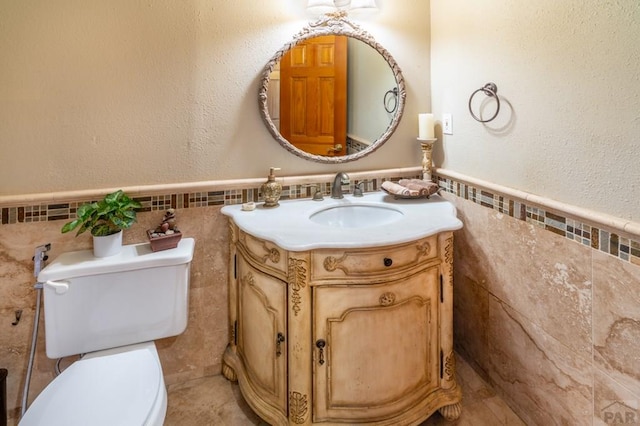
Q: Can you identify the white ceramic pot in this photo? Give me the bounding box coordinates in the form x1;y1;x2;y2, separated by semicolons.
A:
92;230;123;257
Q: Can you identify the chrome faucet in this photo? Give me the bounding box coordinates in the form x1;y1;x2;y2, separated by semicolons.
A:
331;172;350;199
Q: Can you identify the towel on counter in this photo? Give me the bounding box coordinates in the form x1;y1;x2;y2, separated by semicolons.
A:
381;181;416;196
398;179;440;196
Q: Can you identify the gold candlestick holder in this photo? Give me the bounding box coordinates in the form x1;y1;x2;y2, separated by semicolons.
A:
418;138;437;181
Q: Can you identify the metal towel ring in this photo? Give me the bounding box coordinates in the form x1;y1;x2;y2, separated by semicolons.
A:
384;87;399;113
468;82;500;123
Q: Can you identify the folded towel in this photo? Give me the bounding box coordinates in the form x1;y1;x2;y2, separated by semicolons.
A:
381;181;416;196
398;181;430;196
398;179;440;196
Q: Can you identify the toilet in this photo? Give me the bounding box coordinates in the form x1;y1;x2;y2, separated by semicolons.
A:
19;238;195;426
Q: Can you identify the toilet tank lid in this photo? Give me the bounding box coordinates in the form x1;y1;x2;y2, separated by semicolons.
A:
38;237;195;282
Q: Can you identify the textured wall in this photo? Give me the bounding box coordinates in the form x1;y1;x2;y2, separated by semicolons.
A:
0;0;431;196
431;1;640;221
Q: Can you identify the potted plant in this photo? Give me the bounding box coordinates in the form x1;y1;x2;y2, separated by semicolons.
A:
61;189;142;257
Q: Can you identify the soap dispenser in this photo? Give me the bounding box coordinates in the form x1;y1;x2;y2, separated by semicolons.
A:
261;167;282;208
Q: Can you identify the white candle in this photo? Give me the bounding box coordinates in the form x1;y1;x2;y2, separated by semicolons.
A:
418;113;435;139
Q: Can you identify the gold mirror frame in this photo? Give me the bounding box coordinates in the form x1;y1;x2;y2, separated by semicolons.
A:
258;12;406;164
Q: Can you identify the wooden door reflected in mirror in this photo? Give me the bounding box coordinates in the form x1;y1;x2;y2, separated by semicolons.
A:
281;35;347;156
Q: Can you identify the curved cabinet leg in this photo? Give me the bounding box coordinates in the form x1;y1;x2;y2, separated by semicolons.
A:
222;358;237;382
438;402;462;421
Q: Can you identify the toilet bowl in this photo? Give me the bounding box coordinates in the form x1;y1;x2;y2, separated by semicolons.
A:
20;342;166;426
19;238;195;426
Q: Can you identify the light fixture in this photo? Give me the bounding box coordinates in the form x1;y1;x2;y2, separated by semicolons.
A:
306;0;377;15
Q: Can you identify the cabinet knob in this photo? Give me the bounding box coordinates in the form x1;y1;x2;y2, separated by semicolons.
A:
316;339;326;365
383;257;393;267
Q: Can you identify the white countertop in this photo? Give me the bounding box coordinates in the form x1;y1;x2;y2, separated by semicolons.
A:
221;192;463;251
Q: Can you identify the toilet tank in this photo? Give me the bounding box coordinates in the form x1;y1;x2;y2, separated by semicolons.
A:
37;238;195;358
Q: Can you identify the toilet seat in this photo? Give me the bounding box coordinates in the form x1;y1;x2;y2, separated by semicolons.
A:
19;341;166;426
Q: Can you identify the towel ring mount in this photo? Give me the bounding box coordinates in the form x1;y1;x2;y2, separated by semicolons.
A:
468;82;501;123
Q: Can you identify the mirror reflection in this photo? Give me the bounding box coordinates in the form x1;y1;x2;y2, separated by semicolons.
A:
267;36;398;157
259;13;406;164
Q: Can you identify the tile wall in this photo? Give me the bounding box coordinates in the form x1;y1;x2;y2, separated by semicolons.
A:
1;167;638;425
436;174;640;425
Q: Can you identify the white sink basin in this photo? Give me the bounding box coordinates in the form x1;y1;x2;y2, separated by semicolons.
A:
221;192;463;251
309;204;404;228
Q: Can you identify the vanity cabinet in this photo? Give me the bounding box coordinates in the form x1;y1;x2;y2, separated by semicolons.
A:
222;223;462;425
235;252;288;417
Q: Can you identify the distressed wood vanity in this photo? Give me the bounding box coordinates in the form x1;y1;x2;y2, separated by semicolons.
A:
221;193;463;425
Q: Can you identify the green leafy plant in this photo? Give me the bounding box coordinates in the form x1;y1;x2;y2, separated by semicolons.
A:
61;190;142;237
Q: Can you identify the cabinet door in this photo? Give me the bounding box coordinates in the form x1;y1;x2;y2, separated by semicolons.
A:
236;253;288;417
313;266;440;423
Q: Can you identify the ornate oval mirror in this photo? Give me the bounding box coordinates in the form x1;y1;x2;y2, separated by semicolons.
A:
259;12;406;164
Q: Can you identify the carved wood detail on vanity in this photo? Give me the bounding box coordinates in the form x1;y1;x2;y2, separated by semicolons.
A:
416;240;431;257
289;391;309;424
315;235;438;282
444;350;456;382
439;402;463;421
222;224;462;425
444;236;454;287
379;291;396;306
228;221;237;243
288;257;308;317
260;242;281;264
238;230;285;270
322;253;348;272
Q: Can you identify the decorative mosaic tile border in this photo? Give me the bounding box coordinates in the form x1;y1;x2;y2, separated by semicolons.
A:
0;179;386;225
435;175;640;266
1;170;637;266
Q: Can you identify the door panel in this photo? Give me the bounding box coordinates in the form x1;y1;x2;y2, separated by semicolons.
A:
313;267;440;422
280;35;347;156
237;254;288;416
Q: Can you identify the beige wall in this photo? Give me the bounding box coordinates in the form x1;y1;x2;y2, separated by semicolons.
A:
431;0;640;221
0;0;431;196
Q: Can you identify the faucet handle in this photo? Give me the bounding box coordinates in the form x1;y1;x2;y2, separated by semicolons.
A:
304;184;324;201
353;181;367;197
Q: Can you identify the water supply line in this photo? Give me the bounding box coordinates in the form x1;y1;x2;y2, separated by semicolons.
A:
20;244;50;418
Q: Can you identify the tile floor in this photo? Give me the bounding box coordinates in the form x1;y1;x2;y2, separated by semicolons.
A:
165;354;526;425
